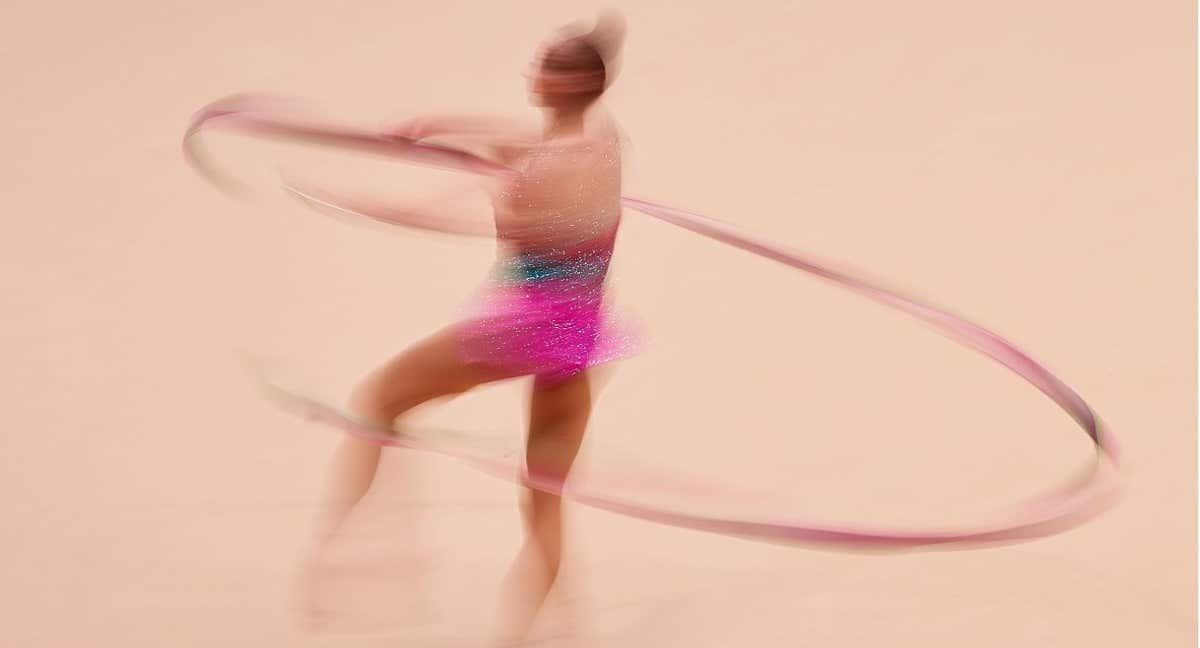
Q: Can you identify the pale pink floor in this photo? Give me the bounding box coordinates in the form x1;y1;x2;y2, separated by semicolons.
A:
2;0;1194;645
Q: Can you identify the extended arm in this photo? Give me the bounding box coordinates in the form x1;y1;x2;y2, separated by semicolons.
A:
283;178;496;239
387;114;537;165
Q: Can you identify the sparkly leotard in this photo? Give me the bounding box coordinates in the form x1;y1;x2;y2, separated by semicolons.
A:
187;95;1121;551
455;131;636;384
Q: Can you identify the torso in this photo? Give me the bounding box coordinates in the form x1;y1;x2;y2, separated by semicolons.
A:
456;119;629;377
490;128;622;259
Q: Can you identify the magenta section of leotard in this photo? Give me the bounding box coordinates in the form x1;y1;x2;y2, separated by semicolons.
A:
455;229;639;385
190;95;1122;549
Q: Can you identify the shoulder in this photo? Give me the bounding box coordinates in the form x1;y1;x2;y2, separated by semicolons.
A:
517;136;615;173
408;115;540;167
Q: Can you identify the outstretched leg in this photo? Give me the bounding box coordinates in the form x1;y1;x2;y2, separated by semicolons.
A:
312;324;518;545
296;325;521;631
492;371;593;644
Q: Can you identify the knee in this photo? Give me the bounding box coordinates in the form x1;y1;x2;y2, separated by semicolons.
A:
348;365;474;425
347;377;408;425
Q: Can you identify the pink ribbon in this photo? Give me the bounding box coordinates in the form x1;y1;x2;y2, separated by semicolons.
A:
189;94;1121;550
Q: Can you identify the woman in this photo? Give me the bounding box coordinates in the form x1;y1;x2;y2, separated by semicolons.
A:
305;12;629;644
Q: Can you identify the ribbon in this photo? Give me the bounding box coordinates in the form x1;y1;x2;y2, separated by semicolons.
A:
187;94;1120;550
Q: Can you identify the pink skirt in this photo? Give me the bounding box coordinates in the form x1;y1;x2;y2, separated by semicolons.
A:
455;245;638;386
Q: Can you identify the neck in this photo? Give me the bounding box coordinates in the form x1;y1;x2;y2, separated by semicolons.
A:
543;106;587;138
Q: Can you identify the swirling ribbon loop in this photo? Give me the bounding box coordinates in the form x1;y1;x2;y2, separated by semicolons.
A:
187;94;1121;551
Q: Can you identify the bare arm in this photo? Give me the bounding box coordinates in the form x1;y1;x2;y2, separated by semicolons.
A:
283;178;497;238
389;114;531;139
387;114;537;165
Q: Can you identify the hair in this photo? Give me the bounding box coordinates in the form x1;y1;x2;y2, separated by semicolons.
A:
539;10;626;104
541;38;606;76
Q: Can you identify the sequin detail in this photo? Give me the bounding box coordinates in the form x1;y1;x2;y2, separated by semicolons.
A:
457;237;637;384
456;134;636;383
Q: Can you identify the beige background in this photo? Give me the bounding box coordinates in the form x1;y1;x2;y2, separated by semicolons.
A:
2;0;1194;645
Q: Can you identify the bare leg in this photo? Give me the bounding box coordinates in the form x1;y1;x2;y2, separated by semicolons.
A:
311;325;517;544
492;372;592;645
295;325;518;630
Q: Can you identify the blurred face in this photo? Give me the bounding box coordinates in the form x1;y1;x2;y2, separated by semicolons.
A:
525;40;605;108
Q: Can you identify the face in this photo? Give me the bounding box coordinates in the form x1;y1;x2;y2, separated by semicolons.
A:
525;41;604;108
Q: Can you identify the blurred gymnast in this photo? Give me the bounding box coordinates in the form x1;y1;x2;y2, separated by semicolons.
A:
180;10;1118;638
301;11;630;644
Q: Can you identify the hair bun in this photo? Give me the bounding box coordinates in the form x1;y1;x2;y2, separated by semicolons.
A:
588;8;627;87
590;9;626;53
